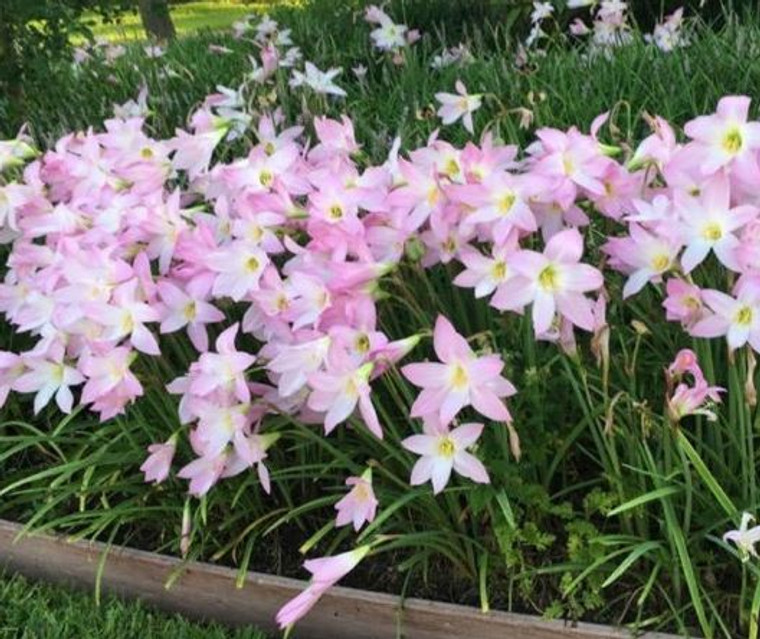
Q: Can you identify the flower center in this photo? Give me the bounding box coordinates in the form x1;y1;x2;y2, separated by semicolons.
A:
702;222;723;242
264;142;275;155
492;261;507;280
259;170;273;187
140;147;154;159
444;158;460;178
276;293;289;312
355;334;371;353
497;192;516;215
353;482;370;501
723;128;743;154
736;305;753;326
328;204;344;220
437;437;456;458
651;254;670;272
450;363;469;389
427;186;440;207
538;264;559;291
246;256;260;273
442;236;457;254
562;153;574;176
183;301;197;321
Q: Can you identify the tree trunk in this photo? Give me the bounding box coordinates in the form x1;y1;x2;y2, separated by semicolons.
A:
137;0;176;41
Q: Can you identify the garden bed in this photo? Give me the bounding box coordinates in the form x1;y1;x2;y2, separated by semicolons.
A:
0;519;682;639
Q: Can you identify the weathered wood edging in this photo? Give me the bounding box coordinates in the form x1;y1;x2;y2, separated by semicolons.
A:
0;519;687;638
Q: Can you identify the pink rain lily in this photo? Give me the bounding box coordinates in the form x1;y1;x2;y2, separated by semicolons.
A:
205;240;269;301
334;468;378;531
13;353;85;414
157;281;225;353
401;315;515;426
684;95;760;181
454;236;518;300
190;324;256;402
290;62;347;97
497;228;604;334
667;380;724;423
663;278;704;326
140;435;177;484
724;513;760;562
603;224;681;298
89;279;161;355
673;176;757;273
402;417;490;494
435;80;483;134
0;352;24;408
307;351;382;438
267;334;331;397
177;452;228;497
690;281;760;352
80;347;143;416
276;546;370;629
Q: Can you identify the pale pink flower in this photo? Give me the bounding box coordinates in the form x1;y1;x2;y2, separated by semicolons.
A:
190;324;256;401
205;240;269;301
157;281;224;353
267;335;331;397
80;348;143;412
602;224;681;298
673;176;757;273
0;352;23;408
290;62;346;97
667;381;723;423
435;80;482;134
497;228;603;334
401;315;515;426
724;513;760;561
88;279;161;355
667;348;706;386
663;279;704;326
177;452;227;496
690;281;760;352
402;417;490;494
140;436;177;484
276;546;370;629
307;352;381;438
454;236;518;300
684;95;760;181
13;353;84;414
334;468;378;531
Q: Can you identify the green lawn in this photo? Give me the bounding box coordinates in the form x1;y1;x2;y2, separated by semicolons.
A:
0;572;267;638
81;1;286;42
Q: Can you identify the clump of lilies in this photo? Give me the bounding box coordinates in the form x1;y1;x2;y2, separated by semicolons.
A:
2;51;760;626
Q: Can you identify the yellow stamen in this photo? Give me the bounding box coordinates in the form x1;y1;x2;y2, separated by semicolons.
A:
723;128;743;154
736;306;753;326
497;193;516;215
450;363;469;389
538;264;559;291
702;223;723;242
438;437;456;458
651;254;670;272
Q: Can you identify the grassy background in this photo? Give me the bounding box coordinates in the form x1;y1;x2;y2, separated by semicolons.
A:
80;1;284;42
0;572;266;638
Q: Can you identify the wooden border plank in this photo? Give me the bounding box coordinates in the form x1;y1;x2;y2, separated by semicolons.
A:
0;519;687;639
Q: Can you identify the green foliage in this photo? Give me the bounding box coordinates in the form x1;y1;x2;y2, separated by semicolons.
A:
0;572;267;638
0;0;131;96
